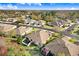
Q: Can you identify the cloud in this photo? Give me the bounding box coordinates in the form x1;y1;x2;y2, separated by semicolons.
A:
27;3;42;6
0;4;18;10
36;3;42;6
34;3;42;6
7;4;18;9
0;3;79;10
26;3;31;6
19;3;26;5
70;7;77;10
51;7;79;10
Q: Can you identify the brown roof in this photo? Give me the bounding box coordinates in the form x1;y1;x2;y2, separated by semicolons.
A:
62;36;79;56
45;39;70;56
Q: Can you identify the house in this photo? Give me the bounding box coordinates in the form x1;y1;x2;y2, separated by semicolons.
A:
25;18;31;24
25;18;42;27
26;15;32;19
44;38;70;56
7;18;17;22
25;15;32;24
26;30;52;47
17;26;33;36
39;20;46;26
0;24;16;33
76;18;79;24
47;20;67;27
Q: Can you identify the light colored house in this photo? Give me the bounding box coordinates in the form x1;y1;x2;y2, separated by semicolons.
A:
39;20;46;26
17;26;32;36
48;20;67;27
76;18;79;24
0;24;16;33
25;15;32;24
7;18;17;22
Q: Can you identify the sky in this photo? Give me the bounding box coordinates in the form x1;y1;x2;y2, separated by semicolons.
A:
0;3;79;10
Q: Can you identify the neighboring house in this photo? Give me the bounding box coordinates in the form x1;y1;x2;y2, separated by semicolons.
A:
25;18;42;27
30;20;36;25
30;20;42;27
0;24;16;33
48;20;67;27
25;18;31;24
26;15;32;19
44;38;70;56
25;15;42;27
25;15;32;24
39;20;46;26
7;18;17;22
17;26;32;36
27;30;52;47
76;18;79;24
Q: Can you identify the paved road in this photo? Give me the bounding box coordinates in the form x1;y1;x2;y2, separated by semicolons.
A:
0;21;79;40
0;21;60;33
61;23;79;40
61;32;79;39
63;24;77;32
20;24;60;33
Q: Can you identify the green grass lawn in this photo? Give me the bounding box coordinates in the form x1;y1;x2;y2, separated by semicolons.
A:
26;28;39;34
68;38;77;44
2;27;41;56
43;25;53;29
57;52;65;56
45;33;62;45
5;37;42;56
70;25;79;35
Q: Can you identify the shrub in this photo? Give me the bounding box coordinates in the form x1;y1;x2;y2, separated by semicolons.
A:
75;30;79;35
0;32;5;37
16;36;23;44
12;35;17;38
45;37;56;45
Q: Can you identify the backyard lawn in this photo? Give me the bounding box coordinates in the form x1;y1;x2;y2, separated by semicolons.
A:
4;37;42;56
